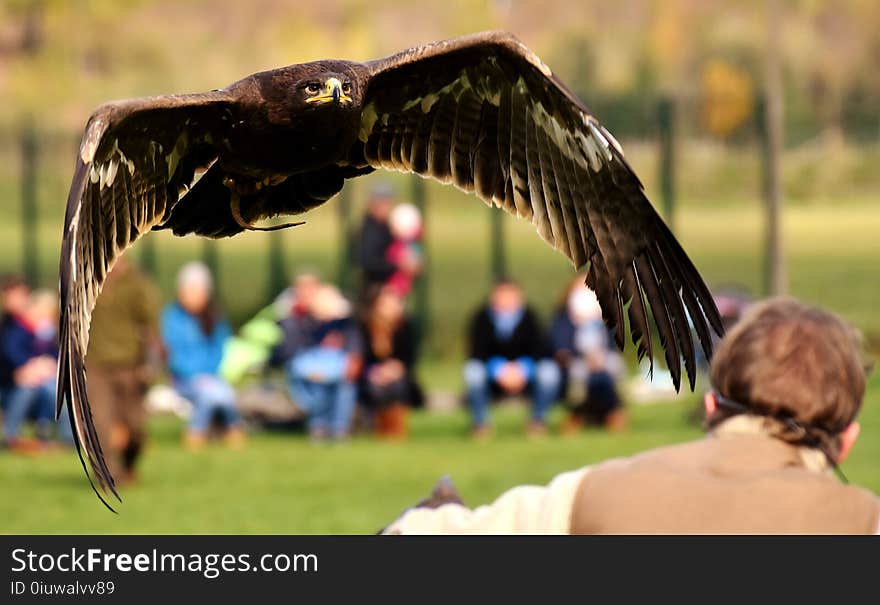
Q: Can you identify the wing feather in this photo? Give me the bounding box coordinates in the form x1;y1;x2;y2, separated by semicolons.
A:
359;31;722;388
523;99;554;245
509;83;534;220
635;254;682;390
473;101;502;201
58;92;234;506
651;240;696;389
624;262;654;364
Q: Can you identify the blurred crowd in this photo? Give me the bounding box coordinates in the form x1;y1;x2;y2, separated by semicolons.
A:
0;183;750;484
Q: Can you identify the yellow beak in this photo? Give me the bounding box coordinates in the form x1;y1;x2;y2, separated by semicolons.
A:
306;77;352;106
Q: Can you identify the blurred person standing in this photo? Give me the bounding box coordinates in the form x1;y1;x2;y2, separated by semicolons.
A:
384;203;423;298
385;299;879;534
550;276;627;433
162;262;244;450
360;287;423;439
357;183;397;298
464;279;559;438
282;284;362;440
85;257;160;482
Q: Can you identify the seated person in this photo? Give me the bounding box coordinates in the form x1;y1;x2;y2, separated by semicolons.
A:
270;271;322;367
222;270;324;386
550;278;626;432
162;262;244;450
268;268;322;321
385;298;879;534
1;286;71;449
464;278;559;437
360;287;423;439
280;284;362;441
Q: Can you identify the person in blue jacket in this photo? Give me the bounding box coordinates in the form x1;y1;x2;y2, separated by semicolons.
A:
162;262;244;449
0;280;72;449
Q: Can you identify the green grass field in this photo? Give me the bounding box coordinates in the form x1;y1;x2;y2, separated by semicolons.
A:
1;373;878;534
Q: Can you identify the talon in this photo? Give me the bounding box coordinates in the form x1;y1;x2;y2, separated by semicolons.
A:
229;193;305;232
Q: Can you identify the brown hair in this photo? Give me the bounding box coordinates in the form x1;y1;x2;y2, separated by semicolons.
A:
195;298;220;336
364;288;403;359
1;275;28;292
708;297;868;459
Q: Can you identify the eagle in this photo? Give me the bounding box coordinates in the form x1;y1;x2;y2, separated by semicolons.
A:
58;31;723;507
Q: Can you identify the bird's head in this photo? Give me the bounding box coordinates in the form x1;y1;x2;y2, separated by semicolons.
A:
300;73;354;108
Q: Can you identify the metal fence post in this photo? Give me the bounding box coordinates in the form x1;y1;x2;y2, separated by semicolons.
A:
490;208;506;281
202;239;219;292
411;175;429;339
267;230;286;300
336;184;353;294
139;236;158;276
20;118;39;286
658;96;677;231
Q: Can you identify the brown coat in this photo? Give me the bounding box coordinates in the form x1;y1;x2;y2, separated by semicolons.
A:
88;262;159;367
570;418;880;534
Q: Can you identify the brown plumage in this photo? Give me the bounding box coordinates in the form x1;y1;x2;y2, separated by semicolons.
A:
59;31;723;508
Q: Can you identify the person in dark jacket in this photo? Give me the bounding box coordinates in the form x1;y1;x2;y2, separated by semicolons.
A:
0;277;32;395
357;183;397;298
0;283;70;448
360;287;423;439
464;279;560;437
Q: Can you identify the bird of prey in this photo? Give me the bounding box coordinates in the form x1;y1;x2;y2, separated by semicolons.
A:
59;31;722;507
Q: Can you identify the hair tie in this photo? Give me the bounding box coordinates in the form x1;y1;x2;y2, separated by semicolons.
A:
712;392;848;483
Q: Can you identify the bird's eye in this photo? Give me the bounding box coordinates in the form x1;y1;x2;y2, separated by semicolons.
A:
342;82;352;94
305;83;320;94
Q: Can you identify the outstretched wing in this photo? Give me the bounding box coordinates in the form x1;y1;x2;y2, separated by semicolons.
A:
58;92;234;507
357;31;723;390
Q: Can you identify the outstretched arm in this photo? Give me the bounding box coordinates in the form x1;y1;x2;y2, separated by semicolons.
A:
383;467;590;535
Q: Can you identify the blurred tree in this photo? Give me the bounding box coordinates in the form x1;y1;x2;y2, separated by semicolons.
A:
2;0;879;141
762;0;787;296
19;0;44;55
700;58;755;138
